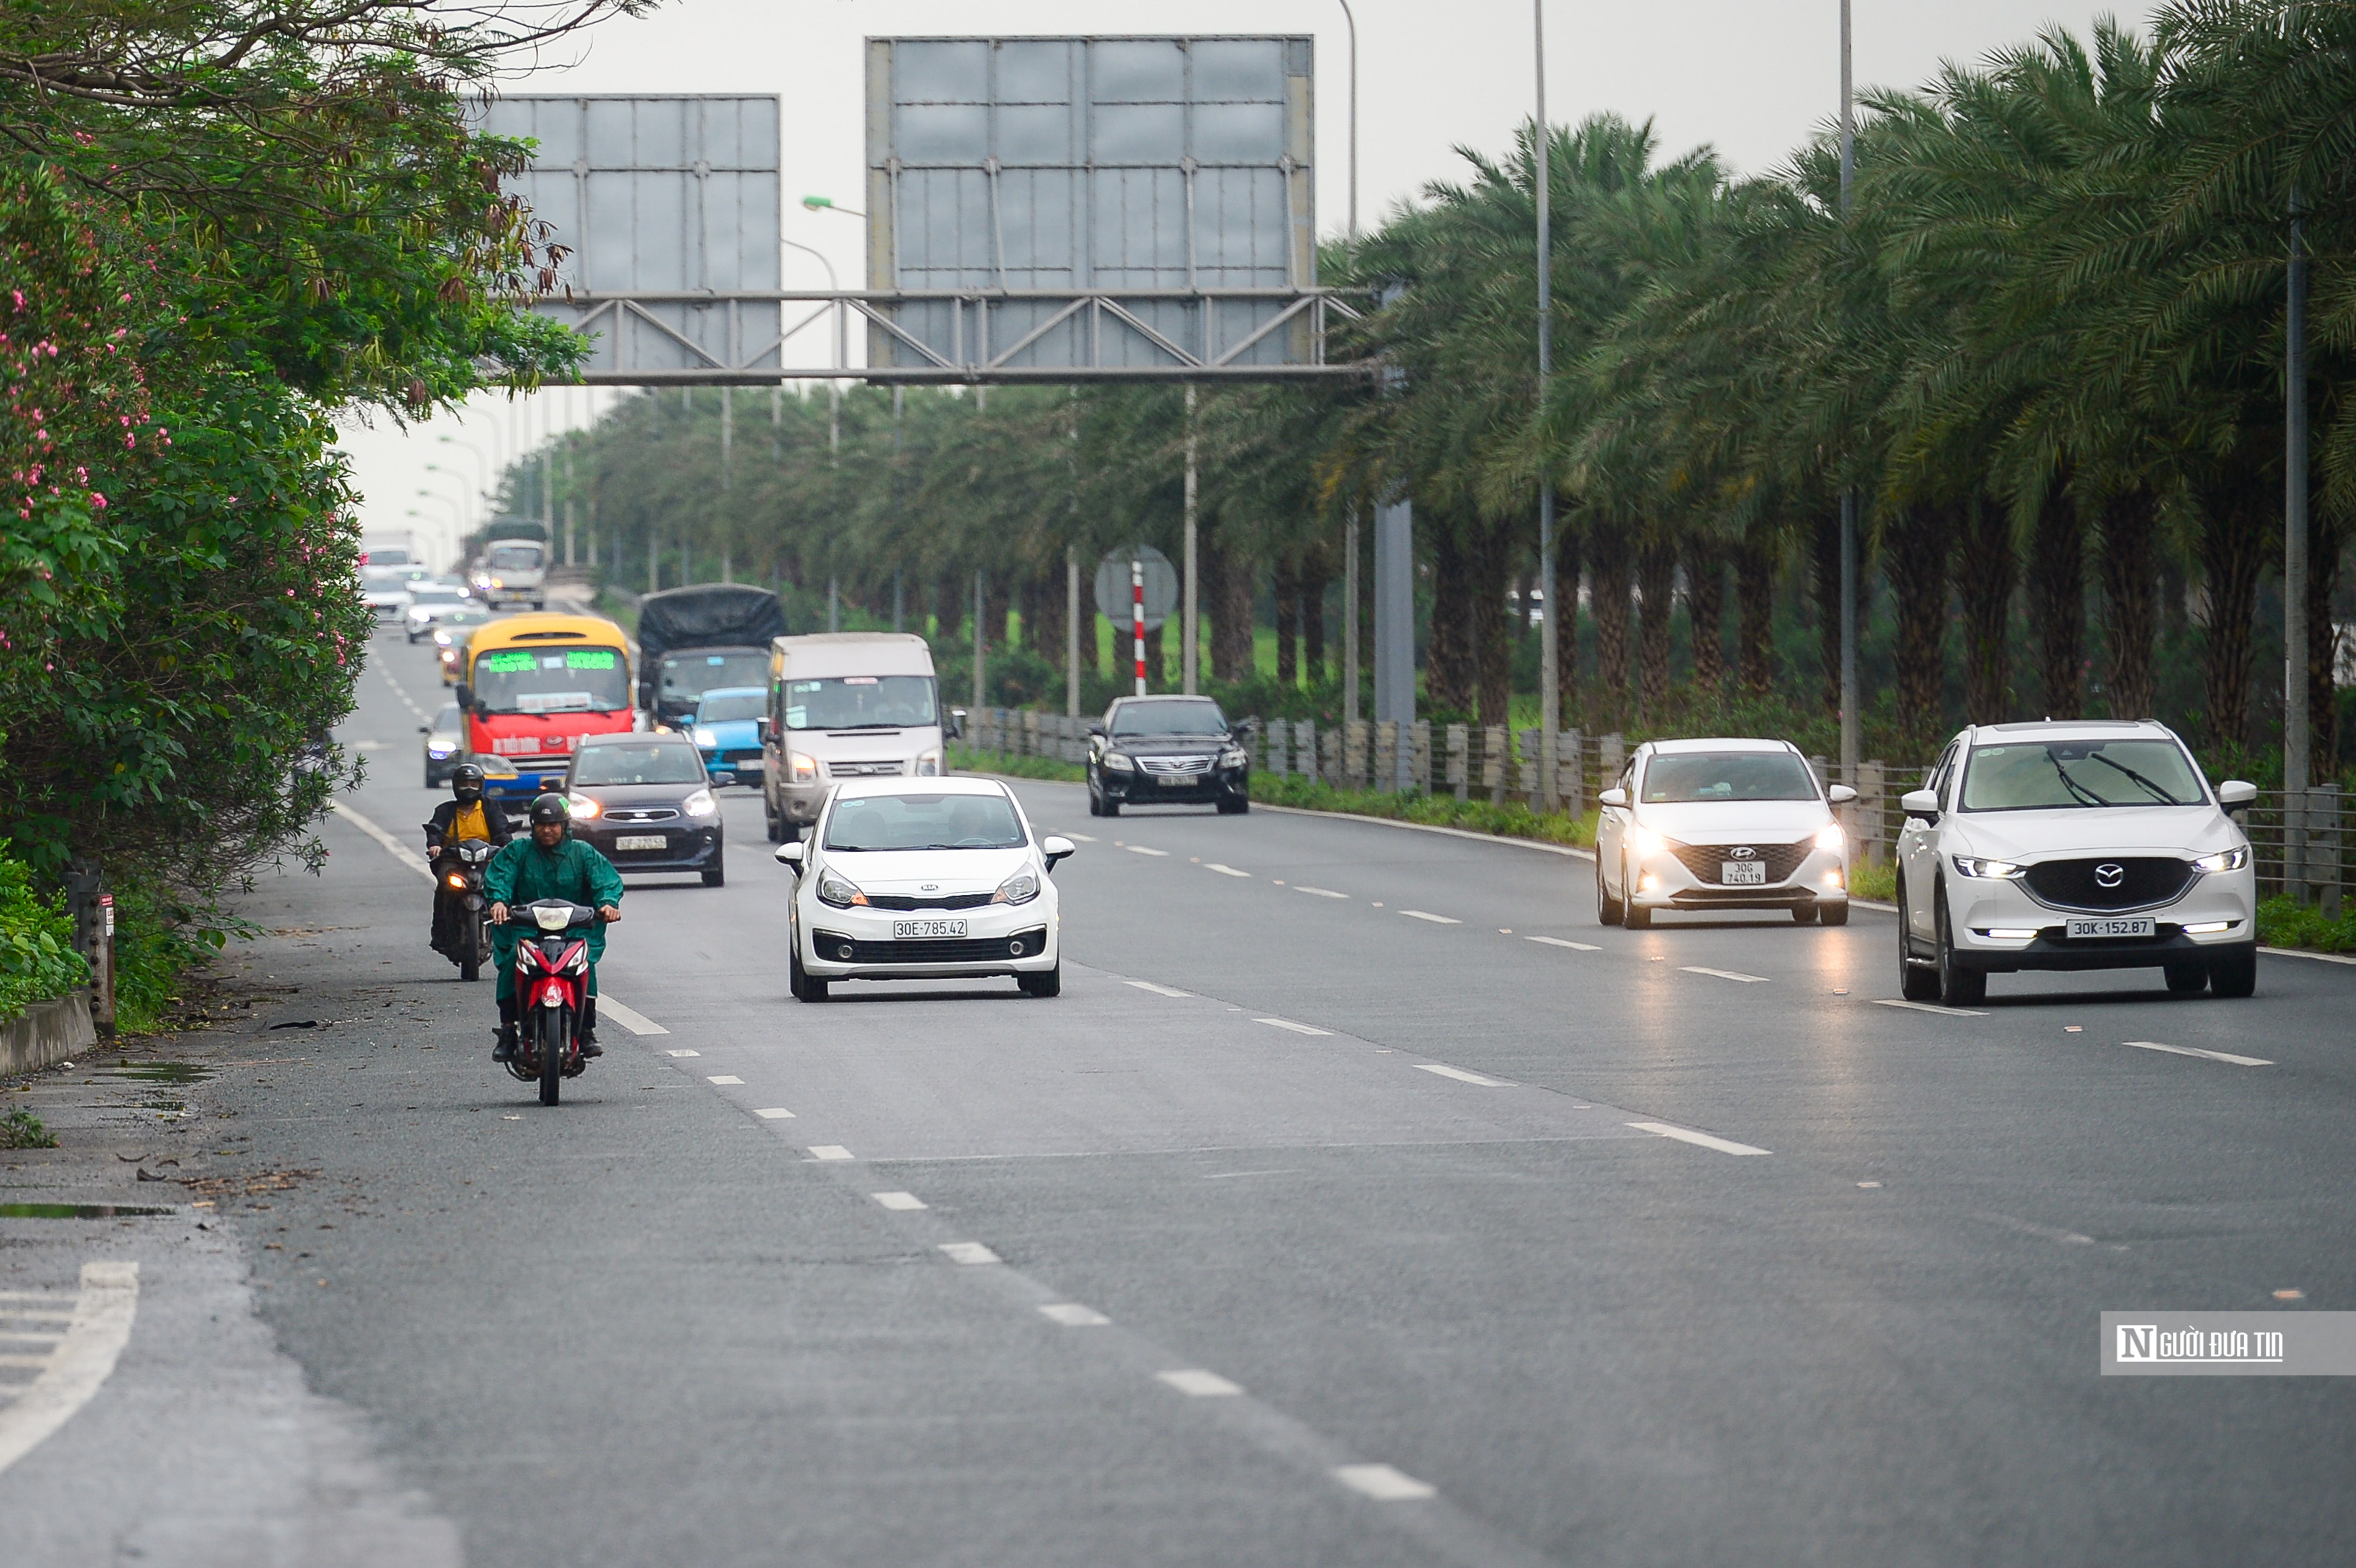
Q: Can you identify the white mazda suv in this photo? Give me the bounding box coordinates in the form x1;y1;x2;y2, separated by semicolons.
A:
1595;738;1855;929
1895;720;2258;1005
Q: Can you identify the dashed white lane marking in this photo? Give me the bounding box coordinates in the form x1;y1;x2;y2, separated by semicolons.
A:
330;802;433;881
938;1242;1001;1266
2123;1039;2273;1067
1294;886;1348;899
1156;1369;1243;1397
1124;844;1170;857
753;1107;796;1119
662;1049;700;1057
0;1263;137;1477
1039;1303;1110;1327
1681;966;1770;983
1332;1463;1439;1501
1626;1121;1771;1156
1254;1018;1332;1036
1125;980;1192;998
1062;832;1098;842
871;1192;927;1211
1416;1064;1513;1087
1872;998;1988;1018
1399;909;1460;924
1985;1213;2097;1246
706;1075;744;1086
598;998;669;1036
1528;935;1600;952
809;1146;854;1161
1203;863;1251;878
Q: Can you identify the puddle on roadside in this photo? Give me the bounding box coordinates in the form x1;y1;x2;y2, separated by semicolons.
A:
0;1202;177;1219
102;1062;215;1084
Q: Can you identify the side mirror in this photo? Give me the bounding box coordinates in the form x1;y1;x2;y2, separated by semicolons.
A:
756;716;771;742
1042;834;1075;870
1597;787;1628;809
1827;784;1858;805
453;682;474;709
945;708;966;741
709;769;737;788
2218;779;2257;811
774;841;805;869
1087;722;1106;739
418;725;430;735
1901;789;1941;821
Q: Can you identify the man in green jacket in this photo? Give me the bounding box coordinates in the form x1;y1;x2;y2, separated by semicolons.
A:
485;793;624;1062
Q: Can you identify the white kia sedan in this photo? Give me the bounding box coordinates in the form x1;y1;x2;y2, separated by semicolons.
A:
1595;738;1854;929
774;777;1074;1001
1896;720;2258;1005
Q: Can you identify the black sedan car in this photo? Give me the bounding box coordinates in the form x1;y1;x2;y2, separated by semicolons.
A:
561;733;727;886
1085;696;1251;817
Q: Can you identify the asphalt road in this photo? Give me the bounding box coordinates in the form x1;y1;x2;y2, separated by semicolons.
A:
8;622;2355;1566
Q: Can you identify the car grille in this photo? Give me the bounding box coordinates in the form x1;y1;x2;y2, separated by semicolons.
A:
1138;754;1215;776
827;761;904;778
2023;857;2195;912
714;748;761;766
1666;838;1812;885
603;808;680;824
820;927;1047;964
861;892;996;911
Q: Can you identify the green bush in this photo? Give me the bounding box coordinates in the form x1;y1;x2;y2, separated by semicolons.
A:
2255;895;2356;955
0;843;88;1026
0;1110;57;1149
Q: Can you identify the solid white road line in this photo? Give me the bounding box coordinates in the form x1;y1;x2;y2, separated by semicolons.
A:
1399;909;1460;924
1332;1463;1439;1502
331;802;433;881
1416;1064;1513;1087
1156;1369;1243;1397
809;1146;854;1161
2123;1039;2274;1067
1255;1018;1332;1036
1203;863;1251;878
1681;966;1770;983
753;1107;796;1120
706;1075;744;1086
662;1048;700;1057
871;1192;927;1211
0;1263;137;1479
1294;886;1349;899
1626;1121;1771;1156
1871;998;1988;1018
598;998;669;1036
1124;845;1170;857
2261;945;2356;967
938;1242;1001;1266
1124;980;1192;998
1528;936;1600;952
1038;1303;1110;1327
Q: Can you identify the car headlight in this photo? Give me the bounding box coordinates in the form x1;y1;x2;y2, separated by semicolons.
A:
682;788;717;818
567;794;600;820
788;751;818;784
692;726;719;749
916;748;942;777
428;744;455;759
816;871;867;909
1952;855;2026;879
993;869;1040;906
2191;847;2248;874
1219;746;1248;769
1103;751;1135;772
1626;825;1664;858
1816;823;1845;852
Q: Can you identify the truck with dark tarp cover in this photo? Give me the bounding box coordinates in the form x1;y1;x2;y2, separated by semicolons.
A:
634;583;789;728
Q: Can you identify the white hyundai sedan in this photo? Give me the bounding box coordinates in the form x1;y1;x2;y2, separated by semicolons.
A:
774;777;1074;1002
1595;738;1854;929
1896;720;2258;1005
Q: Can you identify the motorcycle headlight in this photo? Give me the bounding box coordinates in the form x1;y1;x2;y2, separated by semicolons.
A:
1219;747;1248;769
682;788;717;818
1816;823;1845;852
692;726;719;749
1626;825;1664;858
567;794;600;820
1952;855;2027;879
445;872;468;890
816;871;867;909
1103;751;1135;772
993;869;1040;906
2191;847;2248;874
916;748;942;777
789;751;819;784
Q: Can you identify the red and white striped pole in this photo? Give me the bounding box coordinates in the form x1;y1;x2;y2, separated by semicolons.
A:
1131;557;1147;695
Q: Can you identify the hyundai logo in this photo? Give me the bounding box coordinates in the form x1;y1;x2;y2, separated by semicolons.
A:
1728;846;1757;860
2095;863;2125;889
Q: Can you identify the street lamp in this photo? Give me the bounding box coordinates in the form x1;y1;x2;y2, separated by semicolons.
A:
1534;0;1559;810
801;195;866;218
1837;0;1860;793
782;235;843;454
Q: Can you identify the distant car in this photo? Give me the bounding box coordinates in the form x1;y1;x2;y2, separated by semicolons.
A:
420;703;468;787
691;685;767;784
1896;720;2259;1005
1084;695;1251;817
1595;738;1855;929
363;563;430;617
432;610;495;684
562;733;725;887
402;582;474;641
774;776;1075;1001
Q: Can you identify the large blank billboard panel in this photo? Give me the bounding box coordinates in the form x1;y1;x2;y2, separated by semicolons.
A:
479;95;782;375
868;37;1314;370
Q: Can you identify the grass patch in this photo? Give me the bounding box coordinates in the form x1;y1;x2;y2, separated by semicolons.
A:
947;744;1085;783
2255;895;2356;954
0;1109;57;1149
1847;860;1897;903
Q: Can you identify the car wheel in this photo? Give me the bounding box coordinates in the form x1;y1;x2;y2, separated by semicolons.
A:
1217;797;1249;815
1820;901;1850;927
1595;855;1623;926
788;940;826;1003
425;765;437;789
2164;962;2209;995
1934;888;1986;1007
1897;878;1941;1001
702;852;725;889
1086;784;1103;817
1792;905;1820;925
764;804;784;844
1100;796;1121;818
2209;951;2258;998
1019;964;1062;998
1622;859;1652;929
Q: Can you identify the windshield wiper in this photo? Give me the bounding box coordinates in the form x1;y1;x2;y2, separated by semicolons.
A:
2084;752;2189;805
820;723;909;731
2044;748;2112;808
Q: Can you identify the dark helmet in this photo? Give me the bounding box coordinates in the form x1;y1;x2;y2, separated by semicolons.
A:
529;792;571;827
450;763;485;802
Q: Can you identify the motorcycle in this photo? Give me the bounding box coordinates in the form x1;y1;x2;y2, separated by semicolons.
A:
432;839;496;981
506;899;597;1106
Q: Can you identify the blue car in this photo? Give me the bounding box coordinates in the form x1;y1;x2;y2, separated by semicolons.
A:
692;685;766;784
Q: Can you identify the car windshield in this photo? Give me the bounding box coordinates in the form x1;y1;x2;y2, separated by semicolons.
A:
432;705;461;733
697;691;765;723
662;651;772;701
571;743;708;787
1110;699;1228;738
488;544;542;571
409;587;465;605
437;609;492;629
825;792;1024;851
1960;740;2207;811
470;645;630;714
1642;752;1820;803
786;675;937;730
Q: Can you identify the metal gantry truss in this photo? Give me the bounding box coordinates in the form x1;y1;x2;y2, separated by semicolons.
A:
537;287;1371;385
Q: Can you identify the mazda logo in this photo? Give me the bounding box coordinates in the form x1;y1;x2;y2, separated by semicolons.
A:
1728;846;1757;860
2095;863;2125;889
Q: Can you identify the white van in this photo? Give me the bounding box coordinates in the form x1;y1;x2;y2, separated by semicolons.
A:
760;633;961;843
473;537;547;610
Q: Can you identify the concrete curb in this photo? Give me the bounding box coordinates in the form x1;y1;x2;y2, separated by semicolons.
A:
1;992;96;1077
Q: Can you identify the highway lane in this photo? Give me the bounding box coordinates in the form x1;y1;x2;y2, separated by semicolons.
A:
24;622;2348;1566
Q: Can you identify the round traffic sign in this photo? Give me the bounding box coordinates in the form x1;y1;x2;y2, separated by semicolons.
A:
1093;546;1179;632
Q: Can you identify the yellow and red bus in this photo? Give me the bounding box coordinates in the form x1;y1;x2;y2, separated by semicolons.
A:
455;612;635;800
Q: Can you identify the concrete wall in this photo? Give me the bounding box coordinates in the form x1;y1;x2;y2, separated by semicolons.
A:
1;993;97;1077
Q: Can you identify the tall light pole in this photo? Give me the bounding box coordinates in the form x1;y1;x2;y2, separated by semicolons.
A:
1534;0;1559;811
1339;0;1364;726
783;234;843;455
1837;0;1860;791
2285;0;2311;895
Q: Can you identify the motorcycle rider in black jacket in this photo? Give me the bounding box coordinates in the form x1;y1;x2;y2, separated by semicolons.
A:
424;764;514;957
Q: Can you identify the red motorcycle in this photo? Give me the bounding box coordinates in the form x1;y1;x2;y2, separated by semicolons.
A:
506;899;598;1105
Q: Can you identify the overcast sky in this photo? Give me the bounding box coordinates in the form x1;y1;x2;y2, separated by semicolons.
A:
346;0;2146;565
